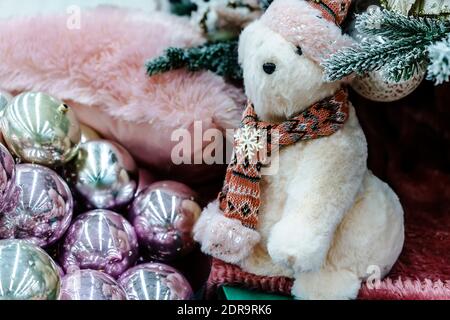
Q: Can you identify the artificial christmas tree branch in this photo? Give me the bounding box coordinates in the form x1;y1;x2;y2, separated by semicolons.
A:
427;34;450;84
145;40;243;81
356;8;448;38
323;9;450;83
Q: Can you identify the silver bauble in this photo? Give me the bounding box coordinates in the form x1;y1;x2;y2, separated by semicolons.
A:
0;239;60;300
66;140;138;210
1;92;81;166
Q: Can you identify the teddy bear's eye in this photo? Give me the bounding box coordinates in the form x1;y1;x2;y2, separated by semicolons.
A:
263;62;276;75
296;46;303;56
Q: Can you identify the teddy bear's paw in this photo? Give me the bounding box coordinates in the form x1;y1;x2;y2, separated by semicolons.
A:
268;218;327;273
292;269;361;300
193;201;260;264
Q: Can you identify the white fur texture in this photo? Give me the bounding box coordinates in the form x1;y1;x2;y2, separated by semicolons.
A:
193;200;261;264
194;16;405;300
238;22;341;122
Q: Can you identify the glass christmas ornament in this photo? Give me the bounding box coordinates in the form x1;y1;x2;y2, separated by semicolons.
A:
61;209;139;278
118;263;193;300
351;70;425;102
0;164;73;247
345;3;425;102
0;143;19;214
59;269;127;300
129;181;201;261
1;92;81;166
0;239;60;300
66;140;138;210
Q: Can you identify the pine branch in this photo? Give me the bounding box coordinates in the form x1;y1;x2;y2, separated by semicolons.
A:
323;9;450;82
146;40;243;81
356;8;447;38
323;36;430;81
382;46;427;82
427;34;450;85
323;39;389;80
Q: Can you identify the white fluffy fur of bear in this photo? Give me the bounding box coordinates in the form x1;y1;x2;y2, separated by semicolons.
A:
194;20;404;300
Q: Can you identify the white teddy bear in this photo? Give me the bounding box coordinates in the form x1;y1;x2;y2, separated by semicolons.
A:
194;0;404;300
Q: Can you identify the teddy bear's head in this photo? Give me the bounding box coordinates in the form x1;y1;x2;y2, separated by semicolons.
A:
238;0;353;122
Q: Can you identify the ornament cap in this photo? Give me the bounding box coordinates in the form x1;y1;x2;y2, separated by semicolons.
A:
58;103;69;113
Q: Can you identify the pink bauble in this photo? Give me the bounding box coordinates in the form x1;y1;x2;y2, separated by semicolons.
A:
118;263;193;300
0;143;18;214
129;181;201;261
59;269;127;300
0;164;72;247
60;209;139;278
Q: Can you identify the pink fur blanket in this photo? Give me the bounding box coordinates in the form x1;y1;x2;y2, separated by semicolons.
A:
0;8;245;184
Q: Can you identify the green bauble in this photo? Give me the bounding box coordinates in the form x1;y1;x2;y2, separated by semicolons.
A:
0;240;61;300
2;92;81;166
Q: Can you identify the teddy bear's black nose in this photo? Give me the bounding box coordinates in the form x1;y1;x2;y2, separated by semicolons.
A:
263;63;276;75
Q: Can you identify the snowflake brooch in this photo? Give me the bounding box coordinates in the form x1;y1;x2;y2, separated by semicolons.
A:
234;125;265;160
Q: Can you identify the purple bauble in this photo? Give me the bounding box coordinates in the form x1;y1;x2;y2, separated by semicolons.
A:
0;164;73;247
59;269;127;300
129;181;201;261
61;209;138;278
118;263;193;300
0;143;18;213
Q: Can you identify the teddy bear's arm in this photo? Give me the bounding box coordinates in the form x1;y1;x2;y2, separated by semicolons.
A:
268;129;367;273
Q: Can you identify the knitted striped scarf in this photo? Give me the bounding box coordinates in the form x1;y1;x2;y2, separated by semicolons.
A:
218;89;349;230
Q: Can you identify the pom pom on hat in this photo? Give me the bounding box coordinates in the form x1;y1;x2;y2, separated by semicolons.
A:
260;0;354;64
